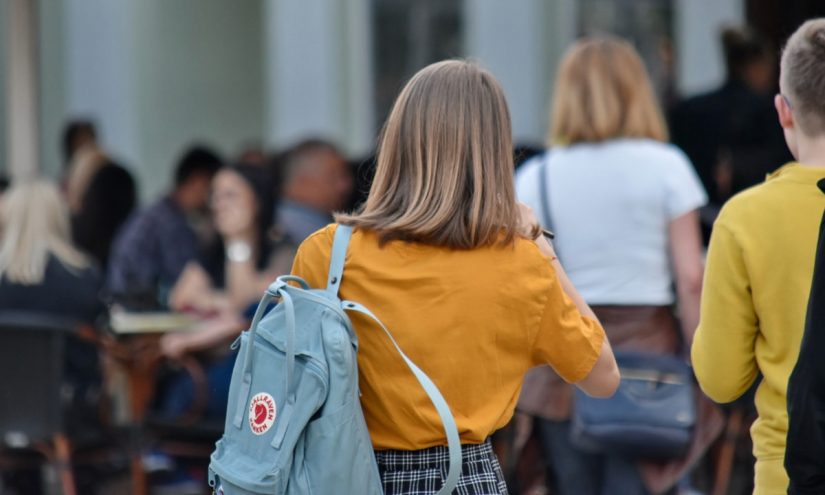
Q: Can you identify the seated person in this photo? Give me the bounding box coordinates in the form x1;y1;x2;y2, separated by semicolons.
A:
277;139;354;244
107;145;222;306
157;164;295;421
0;180;107;436
70;153;137;272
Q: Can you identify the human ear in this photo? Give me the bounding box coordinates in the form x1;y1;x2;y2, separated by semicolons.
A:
775;94;795;130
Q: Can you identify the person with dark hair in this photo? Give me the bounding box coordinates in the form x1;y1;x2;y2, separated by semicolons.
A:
169;164;293;315
670;26;793;242
156;164;295;421
72;160;137;271
107;145;222;305
277;138;354;244
61;119;97;167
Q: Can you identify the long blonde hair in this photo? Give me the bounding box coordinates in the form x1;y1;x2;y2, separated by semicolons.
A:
549;37;668;145
337;60;521;249
0;180;89;285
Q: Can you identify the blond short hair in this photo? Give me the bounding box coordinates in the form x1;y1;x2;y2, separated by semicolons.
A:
0;180;88;285
781;18;825;136
549;37;668;145
337;60;521;249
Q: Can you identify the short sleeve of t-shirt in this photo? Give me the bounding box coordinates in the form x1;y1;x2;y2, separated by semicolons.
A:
662;148;708;219
290;226;334;289
530;261;606;383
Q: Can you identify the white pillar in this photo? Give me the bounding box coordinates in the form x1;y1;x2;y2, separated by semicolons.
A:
6;0;40;180
675;0;745;97
463;0;577;147
263;0;375;156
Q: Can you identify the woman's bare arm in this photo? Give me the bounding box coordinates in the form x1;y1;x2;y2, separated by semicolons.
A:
668;210;704;347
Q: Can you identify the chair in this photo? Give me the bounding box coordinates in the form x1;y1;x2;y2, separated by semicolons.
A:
0;311;105;495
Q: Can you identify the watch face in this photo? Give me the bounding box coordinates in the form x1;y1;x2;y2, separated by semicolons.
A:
227;241;252;262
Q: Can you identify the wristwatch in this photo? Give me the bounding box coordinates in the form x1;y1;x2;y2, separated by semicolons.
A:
226;240;252;263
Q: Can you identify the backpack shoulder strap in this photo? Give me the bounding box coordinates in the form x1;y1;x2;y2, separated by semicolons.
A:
343;301;462;495
326;224;353;297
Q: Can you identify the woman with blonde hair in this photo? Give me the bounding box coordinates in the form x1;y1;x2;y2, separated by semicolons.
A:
0;178;104;322
0;180;106;444
290;59;619;494
515;37;710;494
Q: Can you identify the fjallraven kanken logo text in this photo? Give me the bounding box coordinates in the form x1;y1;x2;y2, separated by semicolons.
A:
248;393;276;435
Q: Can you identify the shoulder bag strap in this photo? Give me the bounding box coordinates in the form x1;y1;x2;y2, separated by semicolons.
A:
538;151;555;232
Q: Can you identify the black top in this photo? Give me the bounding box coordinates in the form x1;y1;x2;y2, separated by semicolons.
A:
669;79;792;204
785;179;825;494
0;256;106;324
0;255;107;436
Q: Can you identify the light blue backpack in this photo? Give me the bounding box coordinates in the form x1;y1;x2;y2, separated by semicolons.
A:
208;225;461;495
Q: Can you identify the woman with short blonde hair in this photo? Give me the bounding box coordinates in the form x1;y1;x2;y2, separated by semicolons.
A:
0;180;90;284
549;37;668;145
0;180;106;441
516;37;709;494
292;59;619;494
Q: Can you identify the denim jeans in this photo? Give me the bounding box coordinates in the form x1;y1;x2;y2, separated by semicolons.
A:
535;418;648;495
157;351;238;421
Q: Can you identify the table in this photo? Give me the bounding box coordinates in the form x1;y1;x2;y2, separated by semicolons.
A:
104;311;198;495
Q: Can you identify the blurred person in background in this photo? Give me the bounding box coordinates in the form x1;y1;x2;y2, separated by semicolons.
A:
61;119;97;171
107;145;222;307
670;26;792;241
71;157;137;272
692;18;825;494
158;164;295;420
0;175;9;220
235;141;268;167
277;138;354;244
516;37;711;495
64;144;108;214
0;180;106;439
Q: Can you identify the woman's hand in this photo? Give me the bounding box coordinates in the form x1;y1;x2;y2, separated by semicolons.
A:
517;203;541;238
160;331;191;360
518;202;557;259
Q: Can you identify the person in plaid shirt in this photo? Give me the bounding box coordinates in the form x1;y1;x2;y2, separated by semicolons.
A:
107;145;222;306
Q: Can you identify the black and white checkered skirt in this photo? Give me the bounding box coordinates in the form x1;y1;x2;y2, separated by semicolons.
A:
374;439;509;495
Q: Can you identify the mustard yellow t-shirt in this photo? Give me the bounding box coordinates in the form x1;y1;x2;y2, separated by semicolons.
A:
693;163;825;494
291;225;605;451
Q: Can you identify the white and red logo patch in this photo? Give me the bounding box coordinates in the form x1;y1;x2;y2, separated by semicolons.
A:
248;392;277;435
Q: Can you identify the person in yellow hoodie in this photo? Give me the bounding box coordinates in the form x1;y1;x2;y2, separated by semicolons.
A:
692;18;825;495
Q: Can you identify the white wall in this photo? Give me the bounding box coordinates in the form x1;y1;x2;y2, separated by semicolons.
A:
133;0;265;200
64;0;141;172
38;0;67;177
675;0;745;97
263;0;375;156
463;0;577;147
60;0;265;201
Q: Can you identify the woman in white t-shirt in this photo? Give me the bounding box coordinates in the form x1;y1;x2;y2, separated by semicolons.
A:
515;37;709;495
